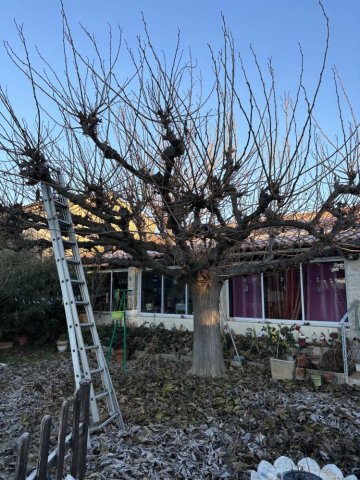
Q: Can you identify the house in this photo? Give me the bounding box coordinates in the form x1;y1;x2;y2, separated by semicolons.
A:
22;200;360;342
87;252;360;343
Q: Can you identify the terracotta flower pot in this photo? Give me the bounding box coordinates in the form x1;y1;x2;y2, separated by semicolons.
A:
322;371;334;384
296;367;306;380
114;348;125;363
308;354;321;366
16;335;28;346
297;354;306;368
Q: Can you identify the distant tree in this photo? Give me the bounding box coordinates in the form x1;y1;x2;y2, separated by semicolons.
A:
0;6;359;375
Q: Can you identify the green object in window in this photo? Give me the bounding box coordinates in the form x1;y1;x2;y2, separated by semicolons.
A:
107;289;131;372
112;310;124;321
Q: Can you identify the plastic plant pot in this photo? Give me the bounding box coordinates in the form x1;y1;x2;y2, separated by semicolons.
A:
311;372;322;387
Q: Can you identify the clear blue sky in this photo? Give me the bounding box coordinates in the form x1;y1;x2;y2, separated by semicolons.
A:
1;0;359;137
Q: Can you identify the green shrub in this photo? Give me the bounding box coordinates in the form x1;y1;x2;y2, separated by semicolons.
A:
0;250;65;343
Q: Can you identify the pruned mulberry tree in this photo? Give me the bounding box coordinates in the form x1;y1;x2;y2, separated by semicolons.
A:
1;7;359;376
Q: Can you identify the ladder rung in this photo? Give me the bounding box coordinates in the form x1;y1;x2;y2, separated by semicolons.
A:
63;240;76;247
84;345;98;350
75;300;89;306
89;413;120;433
80;322;94;327
66;258;80;265
58;218;72;227
95;391;110;401
53;198;67;208
90;367;104;375
71;279;84;285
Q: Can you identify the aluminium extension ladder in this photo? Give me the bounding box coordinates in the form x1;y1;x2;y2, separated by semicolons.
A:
41;175;124;431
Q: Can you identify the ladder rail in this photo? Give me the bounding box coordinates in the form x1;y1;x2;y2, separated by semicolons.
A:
41;183;82;386
41;176;124;430
42;182;101;423
54;174;124;428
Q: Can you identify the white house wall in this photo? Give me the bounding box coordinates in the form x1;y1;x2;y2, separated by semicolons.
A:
93;260;360;340
344;257;360;334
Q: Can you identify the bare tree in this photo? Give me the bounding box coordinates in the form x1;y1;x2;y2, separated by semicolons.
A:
1;6;359;376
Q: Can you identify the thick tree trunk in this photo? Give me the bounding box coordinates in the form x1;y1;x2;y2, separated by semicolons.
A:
189;269;226;377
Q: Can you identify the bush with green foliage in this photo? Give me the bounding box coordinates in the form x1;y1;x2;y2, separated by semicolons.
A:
0;250;65;343
261;323;297;359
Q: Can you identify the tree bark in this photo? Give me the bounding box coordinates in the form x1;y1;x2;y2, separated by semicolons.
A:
189;270;226;377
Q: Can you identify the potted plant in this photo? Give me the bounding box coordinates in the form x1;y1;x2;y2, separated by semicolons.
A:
56;332;69;352
16;334;28;346
298;331;307;348
263;324;297;380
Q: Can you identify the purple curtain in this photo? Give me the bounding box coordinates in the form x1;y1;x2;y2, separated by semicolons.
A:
231;275;262;318
304;262;347;321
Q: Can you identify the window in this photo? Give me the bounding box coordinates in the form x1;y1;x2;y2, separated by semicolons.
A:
164;277;186;314
86;271;111;311
141;271;162;313
230;261;347;323
86;269;129;311
264;268;301;320
140;271;191;315
304;262;346;322
187;288;193;315
230;275;262;318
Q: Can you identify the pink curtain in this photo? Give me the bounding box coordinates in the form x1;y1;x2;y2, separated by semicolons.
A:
304;263;347;321
231;275;262;318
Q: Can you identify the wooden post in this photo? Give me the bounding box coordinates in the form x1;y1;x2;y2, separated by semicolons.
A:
78;381;91;480
70;387;81;478
55;399;69;480
14;432;30;480
36;415;52;480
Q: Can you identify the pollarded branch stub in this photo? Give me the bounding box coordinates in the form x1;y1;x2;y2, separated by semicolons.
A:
86;180;107;210
116;206;131;231
269;180;280;197
20;147;51;185
347;167;357;184
157;107;186;159
78;110;101;137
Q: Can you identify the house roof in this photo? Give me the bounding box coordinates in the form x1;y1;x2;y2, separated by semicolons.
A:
21;198;360;266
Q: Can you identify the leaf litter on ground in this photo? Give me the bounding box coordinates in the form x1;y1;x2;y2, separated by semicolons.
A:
0;346;360;479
